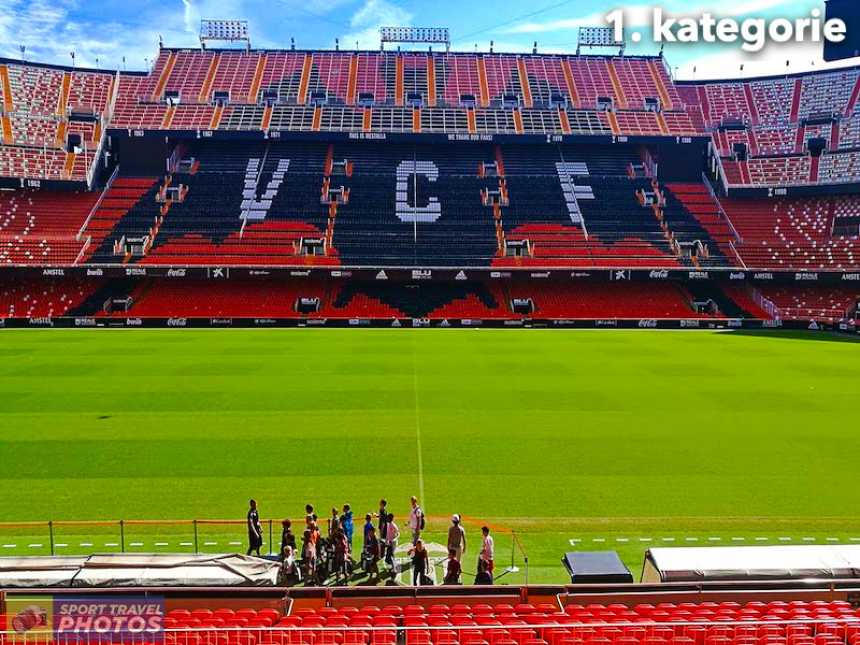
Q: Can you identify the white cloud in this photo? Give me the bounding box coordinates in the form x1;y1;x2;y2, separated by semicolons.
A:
0;0;258;70
342;0;412;50
181;0;197;36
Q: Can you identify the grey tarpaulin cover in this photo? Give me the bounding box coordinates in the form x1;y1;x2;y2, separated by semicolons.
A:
642;545;860;583
0;554;280;588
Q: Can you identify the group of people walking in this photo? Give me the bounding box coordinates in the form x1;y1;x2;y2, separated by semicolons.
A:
245;498;496;587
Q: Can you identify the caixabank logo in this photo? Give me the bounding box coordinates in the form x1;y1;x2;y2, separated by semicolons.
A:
5;595;165;643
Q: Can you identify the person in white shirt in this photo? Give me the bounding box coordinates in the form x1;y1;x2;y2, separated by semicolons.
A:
384;513;400;575
408;496;424;545
479;526;494;576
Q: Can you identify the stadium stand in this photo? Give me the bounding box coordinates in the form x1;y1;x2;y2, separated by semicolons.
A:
6;51;860;189
0;276;96;318
759;285;860;322
153;598;860;643
0;61;115;182
0;188;98;264
73;140;738;269
51;277;778;321
0;45;858;328
679;65;860;188
719;195;860;270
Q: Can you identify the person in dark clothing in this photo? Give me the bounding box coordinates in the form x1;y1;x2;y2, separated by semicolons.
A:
280;519;296;560
363;513;374;551
474;557;493;585
246;499;263;557
443;548;462;585
363;525;380;578
376;499;389;543
409;540;430;586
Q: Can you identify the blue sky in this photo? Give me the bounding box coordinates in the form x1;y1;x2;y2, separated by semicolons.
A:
0;0;855;79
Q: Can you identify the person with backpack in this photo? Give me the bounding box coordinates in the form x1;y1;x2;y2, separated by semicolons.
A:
408;496;425;545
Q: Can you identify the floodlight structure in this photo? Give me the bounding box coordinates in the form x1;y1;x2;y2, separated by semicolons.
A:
380;27;450;52
200;20;251;51
576;26;625;56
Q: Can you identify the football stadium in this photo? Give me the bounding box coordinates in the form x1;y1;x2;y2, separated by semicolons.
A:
1;0;860;642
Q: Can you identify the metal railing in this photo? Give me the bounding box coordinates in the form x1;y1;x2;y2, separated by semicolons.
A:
76;165;119;241
701;172;743;245
0;519;279;557
0;517;526;569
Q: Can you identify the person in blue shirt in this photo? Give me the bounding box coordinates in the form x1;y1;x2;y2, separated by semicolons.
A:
340;503;354;551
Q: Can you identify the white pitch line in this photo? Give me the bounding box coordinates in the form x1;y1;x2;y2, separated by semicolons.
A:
130;542;144;547
180;542;193;547
662;537;675;542
803;537;815;542
104;543;118;547
55;543;68;547
755;537;768;541
2;544;16;548
568;539;581;545
731;537;745;542
204;541;218;546
592;538;605;543
708;537;721;542
80;542;93;547
778;537;792;542
850;538;860;542
28;544;43;548
685;537;699;542
639;538;652;542
826;537;839;542
616;538;629;543
229;541;242;546
410;339;425;506
154;542;169;547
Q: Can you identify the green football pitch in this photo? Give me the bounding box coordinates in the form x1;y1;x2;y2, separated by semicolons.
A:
0;328;859;584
